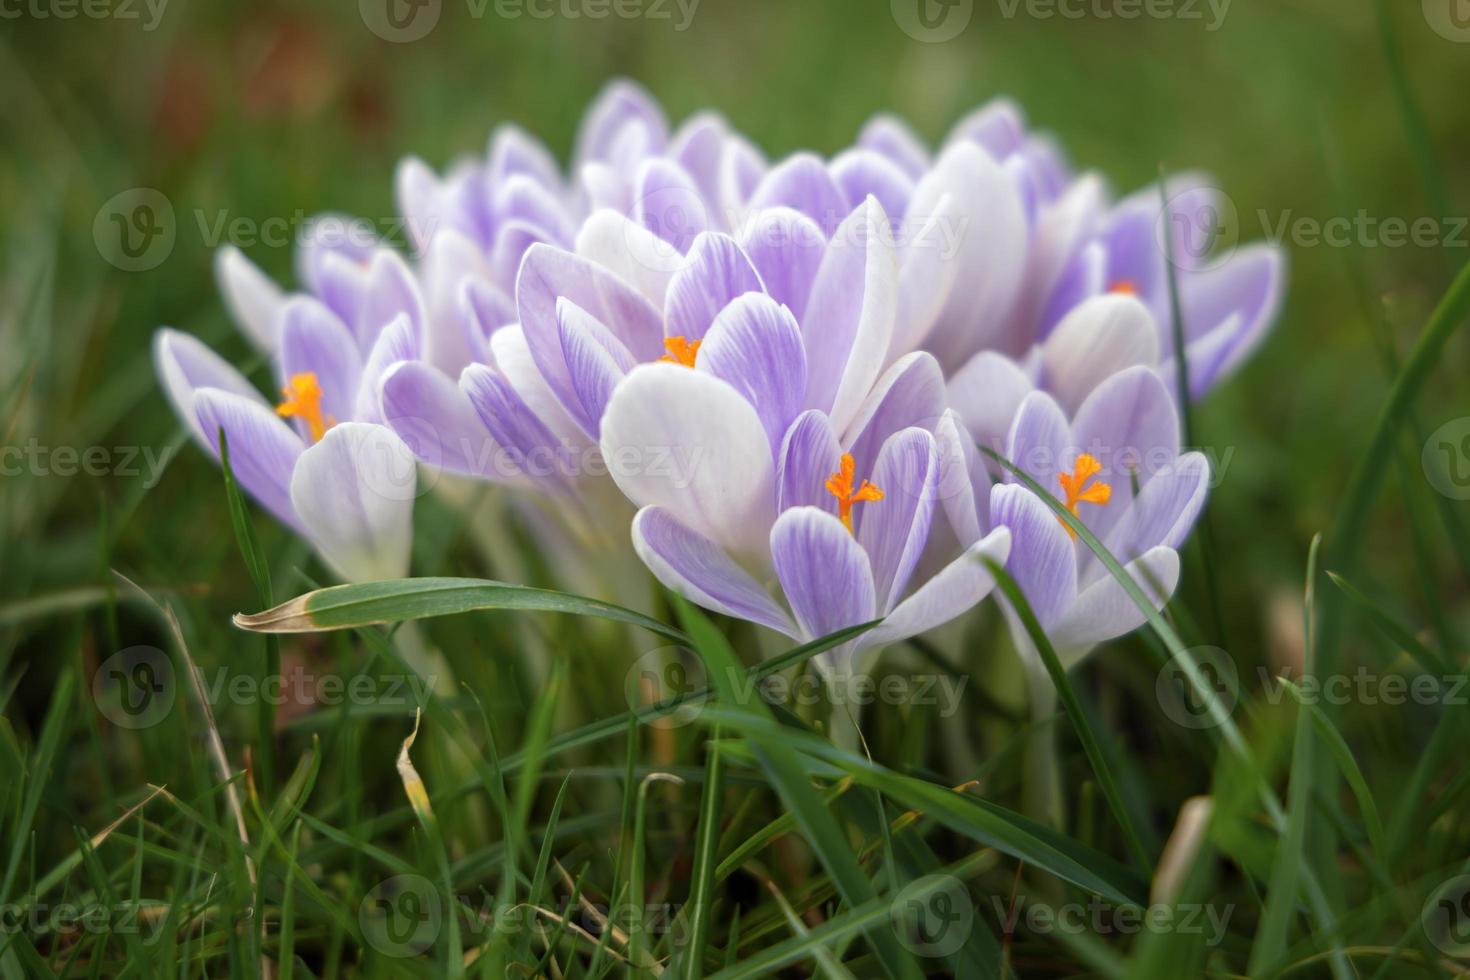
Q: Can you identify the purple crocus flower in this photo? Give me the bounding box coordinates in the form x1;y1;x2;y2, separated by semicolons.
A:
154;243;435;582
852;100;1285;401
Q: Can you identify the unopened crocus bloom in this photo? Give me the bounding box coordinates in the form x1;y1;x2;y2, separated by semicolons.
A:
154;243;433;583
853;100;1285;400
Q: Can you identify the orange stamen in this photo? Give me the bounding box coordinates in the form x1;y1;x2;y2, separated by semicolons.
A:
660;335;701;367
825;454;884;534
276;371;334;443
1109;280;1138;296
1056;453;1111;538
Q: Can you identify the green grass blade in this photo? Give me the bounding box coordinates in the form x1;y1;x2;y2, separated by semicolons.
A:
680;726;725;980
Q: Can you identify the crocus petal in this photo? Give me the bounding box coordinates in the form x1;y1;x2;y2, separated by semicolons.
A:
889;191;963;358
990;484;1077;628
1069;365;1180;544
489;219;552;295
1005;390;1071;492
356;314;420;424
801;197;899;433
1018;175;1107;340
462;363;573;491
557;298;634;437
420;229;490;374
830;149;914;224
747;153;850;239
290;422;415;582
663;232;765;343
1178;243;1286;395
634;159;709;254
153;328;268;448
863;527;1011;650
358;250;426;355
670;112;728;209
857;428;939;612
599;364;775;558
857;114;931;179
736;207;826;321
842;351;946;479
720;133;768;215
495;174;575;245
315;250;370;332
214;246;283;352
394;157;445;254
776;409;843;515
1050;546;1180;657
1098;451;1209;576
194;388;305;533
943;97;1026;161
696;293;807;452
278;298;363;433
574;209;683;307
458;278;516;366
906;142;1029;369
1035;240;1107;339
632;507;797;637
771;506;877;642
517;243;665;422
574;78;668;171
488;123;561;187
934;410;992;548
379;360;511;482
948;351;1037;458
1041;294;1160;415
488;324;590;450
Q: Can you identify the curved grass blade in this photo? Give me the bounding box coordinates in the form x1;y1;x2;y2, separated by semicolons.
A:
234;576;688;645
983;557;1151;870
1325;571;1451;677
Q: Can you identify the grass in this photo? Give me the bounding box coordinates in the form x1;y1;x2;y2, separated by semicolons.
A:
4;0;1470;975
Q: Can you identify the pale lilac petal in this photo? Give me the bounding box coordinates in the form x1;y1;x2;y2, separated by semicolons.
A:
906;143;1029;370
1098;451;1209;576
830;150;914;223
1015;175;1107;341
990;483;1077;628
495;175;575;246
947;351;1037;458
663;232;765;343
458;278;515;365
943;98;1025;161
720;134;767;214
379;360;510;482
599;364;775;559
580;161;631;216
1035;240;1107;339
857;428;939;612
1050;547;1179;656
394;157;445;254
771;506;876;641
889;191;963;358
214;246;284;352
934;410;991;548
489;220;553;296
1005;390;1071;491
278;298;363;434
1040;294;1160;415
842;352;946;479
864;527;1010;650
670;112;728;210
290;422;415;582
488;124;562;189
632;507;796;637
634;159;709;254
517;243;665;421
462;363;573;491
800;197;899;432
358;250;426;355
776;410;843;516
747;153;850;239
153;328;268;448
736;207;826;321
574;78;669;171
315;250;370;332
488;324;590;450
696;293;807;452
1179;244;1286;394
194;388;305;532
355;314;420;424
557;298;634;437
420;229;490;375
574;209;683;307
1069;366;1180;544
857;114;930;179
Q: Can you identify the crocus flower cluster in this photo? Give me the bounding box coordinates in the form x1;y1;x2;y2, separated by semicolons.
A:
155;79;1282;691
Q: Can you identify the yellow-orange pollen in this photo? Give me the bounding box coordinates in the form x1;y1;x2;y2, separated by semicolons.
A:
825;453;884;534
660;335;701;367
276;372;334;443
1056;453;1112;538
1109;280;1139;296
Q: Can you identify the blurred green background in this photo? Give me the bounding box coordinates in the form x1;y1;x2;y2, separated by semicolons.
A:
4;0;1467;684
